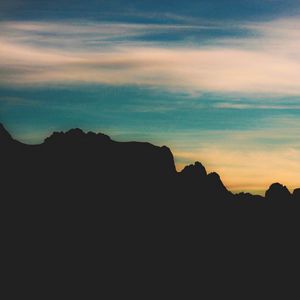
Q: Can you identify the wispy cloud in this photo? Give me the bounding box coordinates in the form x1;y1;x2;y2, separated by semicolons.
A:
214;103;300;109
2;18;300;96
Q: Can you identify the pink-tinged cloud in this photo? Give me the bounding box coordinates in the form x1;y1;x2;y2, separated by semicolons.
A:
2;19;300;95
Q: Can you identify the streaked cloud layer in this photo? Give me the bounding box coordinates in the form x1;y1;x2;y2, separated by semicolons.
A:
2;18;300;95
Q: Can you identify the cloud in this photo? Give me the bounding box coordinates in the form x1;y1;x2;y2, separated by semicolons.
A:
214;103;300;109
2;19;300;95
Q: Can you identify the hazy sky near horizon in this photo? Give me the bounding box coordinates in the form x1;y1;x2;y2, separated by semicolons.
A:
1;0;300;194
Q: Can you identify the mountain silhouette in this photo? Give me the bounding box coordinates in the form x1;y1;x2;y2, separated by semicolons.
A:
1;123;299;202
2;122;300;294
265;183;291;201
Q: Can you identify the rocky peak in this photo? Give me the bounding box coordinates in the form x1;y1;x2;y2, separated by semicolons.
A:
181;161;207;178
44;128;111;144
265;183;291;200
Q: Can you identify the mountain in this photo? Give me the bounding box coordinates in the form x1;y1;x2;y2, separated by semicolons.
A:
2;123;299;203
2;123;300;292
0;123;17;145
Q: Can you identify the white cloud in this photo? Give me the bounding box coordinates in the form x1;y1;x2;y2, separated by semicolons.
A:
2;19;300;95
214;103;300;109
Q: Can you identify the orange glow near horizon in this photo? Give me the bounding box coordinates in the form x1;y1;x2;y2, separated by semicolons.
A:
174;147;300;195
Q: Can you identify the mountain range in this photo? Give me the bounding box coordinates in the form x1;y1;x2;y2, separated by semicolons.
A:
2;122;300;292
1;122;299;203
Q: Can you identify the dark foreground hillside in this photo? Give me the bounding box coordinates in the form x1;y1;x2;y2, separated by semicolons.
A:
1;123;300;296
1;123;299;203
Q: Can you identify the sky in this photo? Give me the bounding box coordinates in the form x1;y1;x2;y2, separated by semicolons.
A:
1;0;300;194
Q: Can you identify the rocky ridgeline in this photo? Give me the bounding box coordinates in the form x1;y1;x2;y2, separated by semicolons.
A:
1;123;299;202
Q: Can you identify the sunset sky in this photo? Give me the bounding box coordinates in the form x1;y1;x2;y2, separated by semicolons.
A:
1;0;300;194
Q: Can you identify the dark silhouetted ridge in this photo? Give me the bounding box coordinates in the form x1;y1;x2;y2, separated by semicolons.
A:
1;123;299;202
2;123;300;295
0;123;14;144
265;183;291;201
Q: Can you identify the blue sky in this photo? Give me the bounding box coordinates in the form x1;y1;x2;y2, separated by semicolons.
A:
1;0;300;193
1;0;299;21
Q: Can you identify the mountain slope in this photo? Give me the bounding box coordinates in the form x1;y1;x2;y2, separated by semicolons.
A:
1;123;299;202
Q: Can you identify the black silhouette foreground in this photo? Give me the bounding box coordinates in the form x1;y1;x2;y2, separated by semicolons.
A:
1;123;299;202
1;123;300;296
